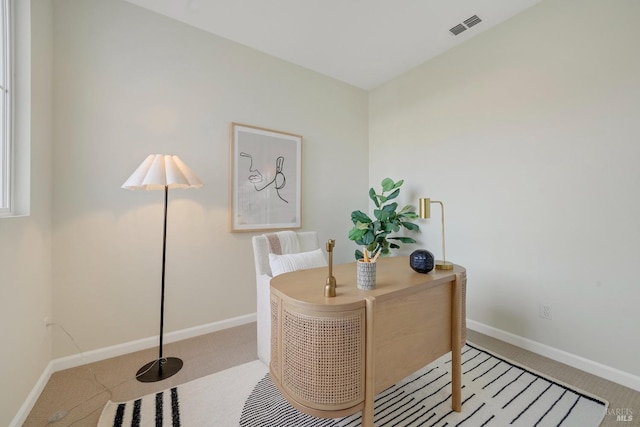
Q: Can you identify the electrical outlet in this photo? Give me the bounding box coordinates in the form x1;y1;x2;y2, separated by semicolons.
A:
538;304;552;320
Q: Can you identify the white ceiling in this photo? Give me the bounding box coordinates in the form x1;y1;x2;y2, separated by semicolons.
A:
122;0;542;90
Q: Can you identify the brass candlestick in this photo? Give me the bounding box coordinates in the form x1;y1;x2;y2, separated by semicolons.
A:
324;239;337;297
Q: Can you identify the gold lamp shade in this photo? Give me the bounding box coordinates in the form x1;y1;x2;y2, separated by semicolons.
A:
419;198;453;270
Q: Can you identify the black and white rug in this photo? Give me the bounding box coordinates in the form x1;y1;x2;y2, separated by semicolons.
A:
99;344;607;426
98;360;268;427
239;344;607;427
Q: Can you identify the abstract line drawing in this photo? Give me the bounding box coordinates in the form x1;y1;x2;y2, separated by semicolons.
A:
240;152;288;203
231;123;302;232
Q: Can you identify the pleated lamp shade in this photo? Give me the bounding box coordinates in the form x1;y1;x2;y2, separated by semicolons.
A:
122;154;203;190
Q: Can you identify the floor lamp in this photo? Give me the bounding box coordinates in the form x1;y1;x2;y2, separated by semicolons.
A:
122;154;203;382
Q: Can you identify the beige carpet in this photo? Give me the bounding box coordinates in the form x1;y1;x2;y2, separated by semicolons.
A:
24;324;639;426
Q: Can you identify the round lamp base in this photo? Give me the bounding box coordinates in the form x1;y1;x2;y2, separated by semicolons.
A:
435;261;454;270
136;357;183;383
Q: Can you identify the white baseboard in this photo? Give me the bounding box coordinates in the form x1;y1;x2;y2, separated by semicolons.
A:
50;313;256;372
9;361;54;427
467;319;640;392
10;313;256;427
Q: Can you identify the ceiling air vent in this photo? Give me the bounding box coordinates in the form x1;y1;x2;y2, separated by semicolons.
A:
449;24;467;36
464;15;482;28
449;15;482;36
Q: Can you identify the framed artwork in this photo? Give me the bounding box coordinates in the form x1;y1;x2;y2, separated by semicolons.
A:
230;123;302;232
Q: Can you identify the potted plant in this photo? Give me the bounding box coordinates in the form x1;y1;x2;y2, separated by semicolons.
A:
348;178;420;260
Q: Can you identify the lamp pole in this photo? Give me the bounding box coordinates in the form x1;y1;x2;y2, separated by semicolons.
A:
158;185;168;373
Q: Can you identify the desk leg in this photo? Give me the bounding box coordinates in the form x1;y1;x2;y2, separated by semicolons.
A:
451;274;462;412
363;297;375;427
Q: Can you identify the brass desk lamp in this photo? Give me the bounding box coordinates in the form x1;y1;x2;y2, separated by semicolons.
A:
419;198;453;270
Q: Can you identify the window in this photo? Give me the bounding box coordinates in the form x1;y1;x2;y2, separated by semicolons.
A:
0;0;11;216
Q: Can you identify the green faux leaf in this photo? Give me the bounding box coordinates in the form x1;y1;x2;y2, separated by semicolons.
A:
399;205;413;214
385;188;400;201
389;237;417;244
355;249;363;260
390;243;400;249
355;221;370;230
374;209;391;221
351;210;372;224
401;212;419;220
401;222;420;231
348;227;366;241
381;222;394;231
369;188;380;208
392;179;404;189
381;178;395;192
382;202;398;213
377;230;390;239
361;230;375;245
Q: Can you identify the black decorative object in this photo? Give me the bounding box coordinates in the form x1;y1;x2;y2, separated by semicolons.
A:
410;249;435;274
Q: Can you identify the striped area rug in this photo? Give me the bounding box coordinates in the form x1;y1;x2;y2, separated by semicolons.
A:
98;344;607;426
239;344;607;427
98;359;268;427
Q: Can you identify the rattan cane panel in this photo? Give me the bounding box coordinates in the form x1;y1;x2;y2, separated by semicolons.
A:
281;307;364;410
270;297;280;377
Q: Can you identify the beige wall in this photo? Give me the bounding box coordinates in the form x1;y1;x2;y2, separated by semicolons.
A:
0;1;54;425
6;0;640;423
50;0;368;357
369;0;640;376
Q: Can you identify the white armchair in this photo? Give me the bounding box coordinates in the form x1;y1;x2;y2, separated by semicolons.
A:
252;231;323;365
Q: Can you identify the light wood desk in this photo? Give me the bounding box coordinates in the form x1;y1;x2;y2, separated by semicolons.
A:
270;256;466;426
